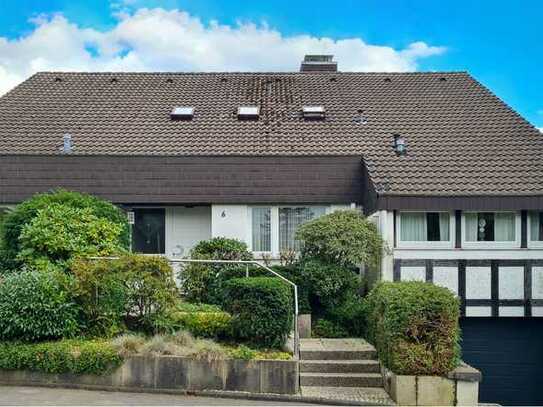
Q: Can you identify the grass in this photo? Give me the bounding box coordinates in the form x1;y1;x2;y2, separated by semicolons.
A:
110;331;291;361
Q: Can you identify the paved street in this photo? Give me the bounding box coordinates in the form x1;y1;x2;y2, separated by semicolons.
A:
0;386;313;406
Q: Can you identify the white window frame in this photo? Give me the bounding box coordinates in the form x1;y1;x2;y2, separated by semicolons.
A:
528;211;543;249
396;211;455;249
248;205;332;257
461;211;521;249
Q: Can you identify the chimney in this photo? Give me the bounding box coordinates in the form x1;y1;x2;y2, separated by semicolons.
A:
300;55;337;72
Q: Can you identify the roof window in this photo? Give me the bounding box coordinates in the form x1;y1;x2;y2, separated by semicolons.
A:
302;105;326;120
170;106;194;120
393;134;407;155
237;106;260;120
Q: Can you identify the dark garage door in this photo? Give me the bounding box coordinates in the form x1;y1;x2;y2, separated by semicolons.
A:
461;318;543;406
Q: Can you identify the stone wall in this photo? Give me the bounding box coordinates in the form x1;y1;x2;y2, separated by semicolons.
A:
0;355;299;395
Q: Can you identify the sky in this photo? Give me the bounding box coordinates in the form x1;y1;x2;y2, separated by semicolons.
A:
0;0;541;130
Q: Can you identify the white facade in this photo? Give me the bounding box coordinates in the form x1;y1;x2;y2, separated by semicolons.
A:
374;209;543;318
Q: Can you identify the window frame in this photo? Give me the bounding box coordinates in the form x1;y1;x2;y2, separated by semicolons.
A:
528;211;543;249
248;205;329;257
396;210;455;249
461;211;521;249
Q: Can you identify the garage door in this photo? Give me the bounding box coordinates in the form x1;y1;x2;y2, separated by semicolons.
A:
461;318;543;405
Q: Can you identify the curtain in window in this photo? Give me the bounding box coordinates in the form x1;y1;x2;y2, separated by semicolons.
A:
439;213;450;241
495;212;515;241
465;212;478;242
400;212;427;241
530;212;542;241
252;207;271;251
279;207;326;251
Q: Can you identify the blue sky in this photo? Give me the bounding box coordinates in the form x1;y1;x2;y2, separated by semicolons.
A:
0;0;541;128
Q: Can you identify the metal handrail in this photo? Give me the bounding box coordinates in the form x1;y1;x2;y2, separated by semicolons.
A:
88;257;300;357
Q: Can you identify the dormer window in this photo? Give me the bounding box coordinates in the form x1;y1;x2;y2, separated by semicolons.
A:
302;106;325;120
170;107;194;120
237;106;259;120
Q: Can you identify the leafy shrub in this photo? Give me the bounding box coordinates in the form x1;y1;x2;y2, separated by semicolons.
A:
182;238;254;304
17;204;124;271
301;259;360;312
223;277;293;348
270;264;311;314
296;209;384;269
0;339;122;375
0;271;80;342
327;294;367;337
71;255;178;334
312;319;348;338
365;281;460;376
0;190;129;270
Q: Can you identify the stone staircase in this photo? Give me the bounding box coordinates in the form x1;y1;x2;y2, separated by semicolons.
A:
299;339;394;405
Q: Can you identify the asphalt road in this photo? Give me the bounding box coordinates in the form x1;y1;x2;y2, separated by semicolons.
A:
0;386;314;406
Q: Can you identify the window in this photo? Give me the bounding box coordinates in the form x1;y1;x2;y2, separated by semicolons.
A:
399;212;450;242
252;207;271;251
250;206;327;253
530;211;543;241
465;212;516;242
279;207;326;251
132;208;165;254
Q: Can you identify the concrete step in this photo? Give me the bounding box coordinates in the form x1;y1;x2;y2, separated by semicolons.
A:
300;350;377;360
300;359;381;374
300;372;383;388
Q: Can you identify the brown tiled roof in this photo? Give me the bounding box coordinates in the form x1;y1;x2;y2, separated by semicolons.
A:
0;71;541;196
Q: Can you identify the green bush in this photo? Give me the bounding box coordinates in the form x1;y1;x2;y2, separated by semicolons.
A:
0;271;81;342
270;264;311;314
327;293;367;337
0;190;129;270
182;238;253;304
296;209;384;269
17;204;124;271
301;259;360;312
164;310;232;339
365;281;460;376
312;319;348;338
223;277;293;348
0;339;122;375
71;255;178;334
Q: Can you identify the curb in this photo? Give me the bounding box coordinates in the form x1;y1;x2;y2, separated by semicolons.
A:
0;381;393;406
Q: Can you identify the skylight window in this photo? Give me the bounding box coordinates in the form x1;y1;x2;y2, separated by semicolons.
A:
302;105;326;120
237;106;260;120
170;106;194;120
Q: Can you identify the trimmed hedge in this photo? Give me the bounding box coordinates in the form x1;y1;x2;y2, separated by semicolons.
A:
159;302;233;338
365;281;460;376
0;339;122;375
223;277;293;348
0;271;81;342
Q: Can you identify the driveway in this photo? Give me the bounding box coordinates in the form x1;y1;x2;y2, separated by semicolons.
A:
0;386;314;406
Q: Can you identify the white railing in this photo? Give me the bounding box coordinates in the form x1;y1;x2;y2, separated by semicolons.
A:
88;257;299;357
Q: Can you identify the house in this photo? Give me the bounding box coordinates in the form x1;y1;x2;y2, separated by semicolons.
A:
0;55;542;405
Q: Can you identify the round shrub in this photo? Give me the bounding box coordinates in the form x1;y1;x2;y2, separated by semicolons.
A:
18;204;124;271
0;190;129;269
301;259;360;312
312;319;348;338
365;281;460;375
270;264;311;314
182;237;253;304
296;209;385;269
223;277;293;348
0;271;81;342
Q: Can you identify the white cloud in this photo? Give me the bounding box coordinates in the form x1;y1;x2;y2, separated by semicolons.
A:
538;127;543;133
0;8;446;95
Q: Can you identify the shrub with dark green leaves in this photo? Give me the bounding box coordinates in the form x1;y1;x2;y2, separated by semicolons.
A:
223;277;293;348
270;264;311;314
159;303;233;338
0;339;122;375
181;238;254;304
365;281;460;376
17;204;124;272
312;319;348;338
296;209;384;269
0;271;81;342
71;255;178;334
327;293;367;337
301;259;360;312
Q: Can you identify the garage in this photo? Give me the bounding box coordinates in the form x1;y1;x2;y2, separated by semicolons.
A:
461;318;543;405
